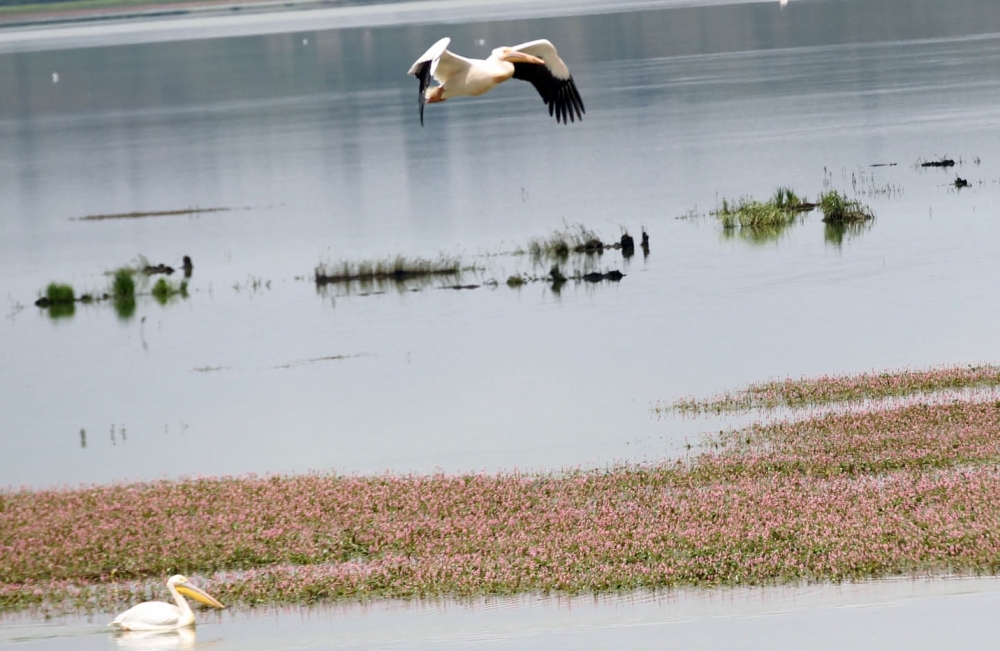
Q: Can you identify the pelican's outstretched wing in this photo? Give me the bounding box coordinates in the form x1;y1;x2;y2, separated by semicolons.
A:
509;39;585;124
408;38;449;126
408;37;474;126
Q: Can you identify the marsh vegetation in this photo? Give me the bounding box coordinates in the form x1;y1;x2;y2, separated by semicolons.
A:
710;186;875;245
314;255;466;286
32;260;192;320
312;225;637;297
817;190;874;224
34;282;77;317
521;224;647;261
663;363;1000;414
5;364;1000;614
151;277;189;305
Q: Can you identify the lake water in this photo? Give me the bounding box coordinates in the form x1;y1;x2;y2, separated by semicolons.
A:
3;0;1000;488
4;0;1000;646
4;576;1000;650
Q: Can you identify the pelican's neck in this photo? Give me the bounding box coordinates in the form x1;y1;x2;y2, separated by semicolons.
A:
483;54;514;77
168;581;195;625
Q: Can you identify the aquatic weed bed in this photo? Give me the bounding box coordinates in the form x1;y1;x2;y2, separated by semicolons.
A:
666;364;1000;413
4;391;1000;614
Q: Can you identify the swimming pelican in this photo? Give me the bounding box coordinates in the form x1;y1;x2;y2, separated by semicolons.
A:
407;37;585;125
108;575;225;631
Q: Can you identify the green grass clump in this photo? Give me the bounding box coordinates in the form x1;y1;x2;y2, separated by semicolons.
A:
112;269;135;301
45;283;75;305
715;187;814;228
771;186;802;209
151;278;189;305
506;275;526;288
818;190;874;224
111;268;136;319
714;188;823;244
715;195;798;230
41;282;76;318
525;224;605;260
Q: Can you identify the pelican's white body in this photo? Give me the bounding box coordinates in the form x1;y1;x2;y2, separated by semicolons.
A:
109;575;224;631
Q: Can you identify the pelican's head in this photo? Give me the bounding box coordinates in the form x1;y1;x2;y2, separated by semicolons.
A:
493;47;545;66
169;575;226;610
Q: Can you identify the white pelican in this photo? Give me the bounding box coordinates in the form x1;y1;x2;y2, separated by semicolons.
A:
407;37;585;125
108;575;225;631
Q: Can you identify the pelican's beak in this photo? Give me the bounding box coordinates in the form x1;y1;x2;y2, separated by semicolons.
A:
176;583;226;609
503;51;545;66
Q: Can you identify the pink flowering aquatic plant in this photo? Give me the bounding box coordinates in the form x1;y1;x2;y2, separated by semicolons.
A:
665;364;1000;413
5;367;1000;615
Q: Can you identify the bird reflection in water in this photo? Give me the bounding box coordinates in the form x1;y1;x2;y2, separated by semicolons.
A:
113;626;196;651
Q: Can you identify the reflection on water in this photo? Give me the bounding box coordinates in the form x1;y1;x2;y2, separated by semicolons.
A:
112;627;195;651
5;577;1000;650
824;219;875;247
718;213;805;246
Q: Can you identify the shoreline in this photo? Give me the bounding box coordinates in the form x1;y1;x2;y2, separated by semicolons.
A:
0;0;356;29
0;0;348;27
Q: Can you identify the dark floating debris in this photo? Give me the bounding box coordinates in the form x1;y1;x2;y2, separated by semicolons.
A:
576;238;605;254
144;257;194;276
954;177;971;189
582;270;624;283
921;158;955;168
74;207;230;221
524;264;626;289
870;163;897;167
620;233;635;258
442;284;480;290
142;263;175;275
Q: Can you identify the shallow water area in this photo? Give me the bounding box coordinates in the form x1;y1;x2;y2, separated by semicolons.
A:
4;577;1000;650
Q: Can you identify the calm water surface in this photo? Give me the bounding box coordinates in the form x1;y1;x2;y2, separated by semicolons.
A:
4;576;1000;650
2;0;1000;488
3;0;1000;646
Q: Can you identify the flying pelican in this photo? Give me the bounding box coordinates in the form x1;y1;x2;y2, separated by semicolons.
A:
407;37;585;125
108;575;225;631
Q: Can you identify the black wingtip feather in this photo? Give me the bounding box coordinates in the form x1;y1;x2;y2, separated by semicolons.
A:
411;60;431;127
512;62;585;124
